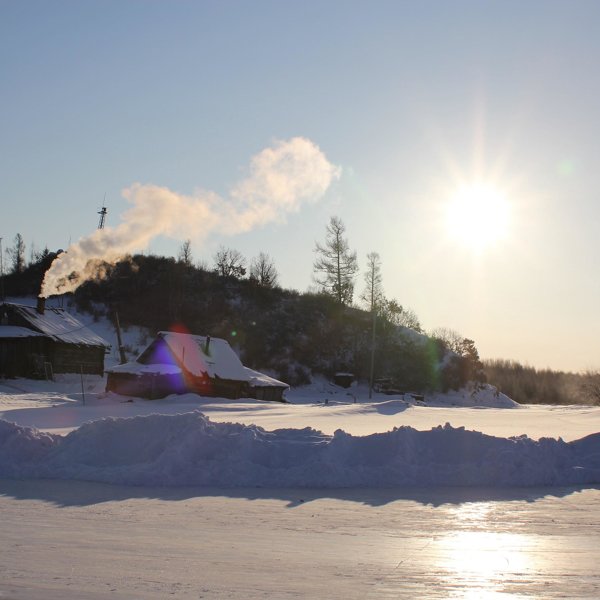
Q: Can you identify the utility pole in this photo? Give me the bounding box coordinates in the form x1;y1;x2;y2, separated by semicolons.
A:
113;309;127;364
0;237;4;302
369;290;376;400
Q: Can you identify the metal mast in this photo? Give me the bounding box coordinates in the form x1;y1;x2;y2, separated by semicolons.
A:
98;203;107;229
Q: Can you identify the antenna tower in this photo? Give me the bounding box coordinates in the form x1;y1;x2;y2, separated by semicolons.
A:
98;203;107;229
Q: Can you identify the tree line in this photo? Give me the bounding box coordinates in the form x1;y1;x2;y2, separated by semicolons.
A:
0;221;486;392
483;359;600;405
2;220;423;335
2;233;52;276
9;221;599;405
171;220;600;404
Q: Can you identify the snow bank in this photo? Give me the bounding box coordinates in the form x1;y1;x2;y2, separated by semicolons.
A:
425;384;518;408
1;412;599;488
287;379;518;408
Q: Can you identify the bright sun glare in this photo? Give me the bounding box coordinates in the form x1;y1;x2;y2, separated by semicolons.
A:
446;183;510;252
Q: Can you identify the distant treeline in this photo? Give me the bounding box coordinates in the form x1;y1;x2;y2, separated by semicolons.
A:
484;359;600;405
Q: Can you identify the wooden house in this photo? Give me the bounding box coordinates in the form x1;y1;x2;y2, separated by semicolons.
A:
244;367;289;402
106;331;289;401
0;299;110;378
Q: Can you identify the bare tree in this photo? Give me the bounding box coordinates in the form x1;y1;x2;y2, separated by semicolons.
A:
579;370;600;405
313;216;358;305
213;246;247;278
430;327;464;353
6;233;26;273
29;241;36;266
178;239;193;266
379;298;422;333
361;252;383;398
196;257;210;271
361;252;383;311
250;252;279;287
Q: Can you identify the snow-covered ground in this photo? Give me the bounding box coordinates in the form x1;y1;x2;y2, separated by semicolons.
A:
2;380;600;598
1;375;600;489
2;299;600;597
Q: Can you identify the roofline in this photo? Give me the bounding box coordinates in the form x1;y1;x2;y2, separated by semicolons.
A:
2;302;110;348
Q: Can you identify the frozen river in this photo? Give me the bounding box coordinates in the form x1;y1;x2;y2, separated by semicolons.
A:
1;480;599;599
2;379;600;597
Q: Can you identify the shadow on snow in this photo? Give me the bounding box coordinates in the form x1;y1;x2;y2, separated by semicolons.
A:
1;478;598;509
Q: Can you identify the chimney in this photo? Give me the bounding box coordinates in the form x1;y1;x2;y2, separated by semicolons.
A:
204;335;211;354
36;296;45;315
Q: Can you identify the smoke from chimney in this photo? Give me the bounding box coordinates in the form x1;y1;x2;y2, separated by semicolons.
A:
40;138;340;298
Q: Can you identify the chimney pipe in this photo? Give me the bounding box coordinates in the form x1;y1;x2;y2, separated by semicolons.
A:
204;335;211;354
36;296;45;315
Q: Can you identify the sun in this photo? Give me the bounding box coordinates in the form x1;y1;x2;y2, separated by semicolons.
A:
446;183;510;252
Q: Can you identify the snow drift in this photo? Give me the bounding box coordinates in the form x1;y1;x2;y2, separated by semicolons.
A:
1;412;599;488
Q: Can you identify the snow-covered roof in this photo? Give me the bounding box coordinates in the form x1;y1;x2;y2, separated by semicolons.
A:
0;326;47;339
154;332;249;381
244;367;289;389
3;303;110;348
106;362;183;376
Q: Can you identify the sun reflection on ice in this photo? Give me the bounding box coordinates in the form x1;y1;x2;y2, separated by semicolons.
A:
440;531;531;597
436;503;536;598
450;501;494;525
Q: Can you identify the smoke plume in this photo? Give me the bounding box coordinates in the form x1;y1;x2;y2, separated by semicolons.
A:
40;137;340;297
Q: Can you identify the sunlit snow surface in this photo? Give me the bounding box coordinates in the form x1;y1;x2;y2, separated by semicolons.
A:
1;411;599;487
1;300;599;490
2;343;600;597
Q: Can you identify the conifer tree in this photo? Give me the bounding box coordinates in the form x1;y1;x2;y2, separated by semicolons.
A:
361;252;383;312
313;216;358;305
7;233;26;274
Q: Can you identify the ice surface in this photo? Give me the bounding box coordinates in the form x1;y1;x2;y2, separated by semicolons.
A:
3;479;599;600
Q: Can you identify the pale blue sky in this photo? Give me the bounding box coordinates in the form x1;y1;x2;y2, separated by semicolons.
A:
2;1;600;371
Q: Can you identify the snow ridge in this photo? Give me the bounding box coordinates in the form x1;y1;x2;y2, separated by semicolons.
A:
1;412;599;488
